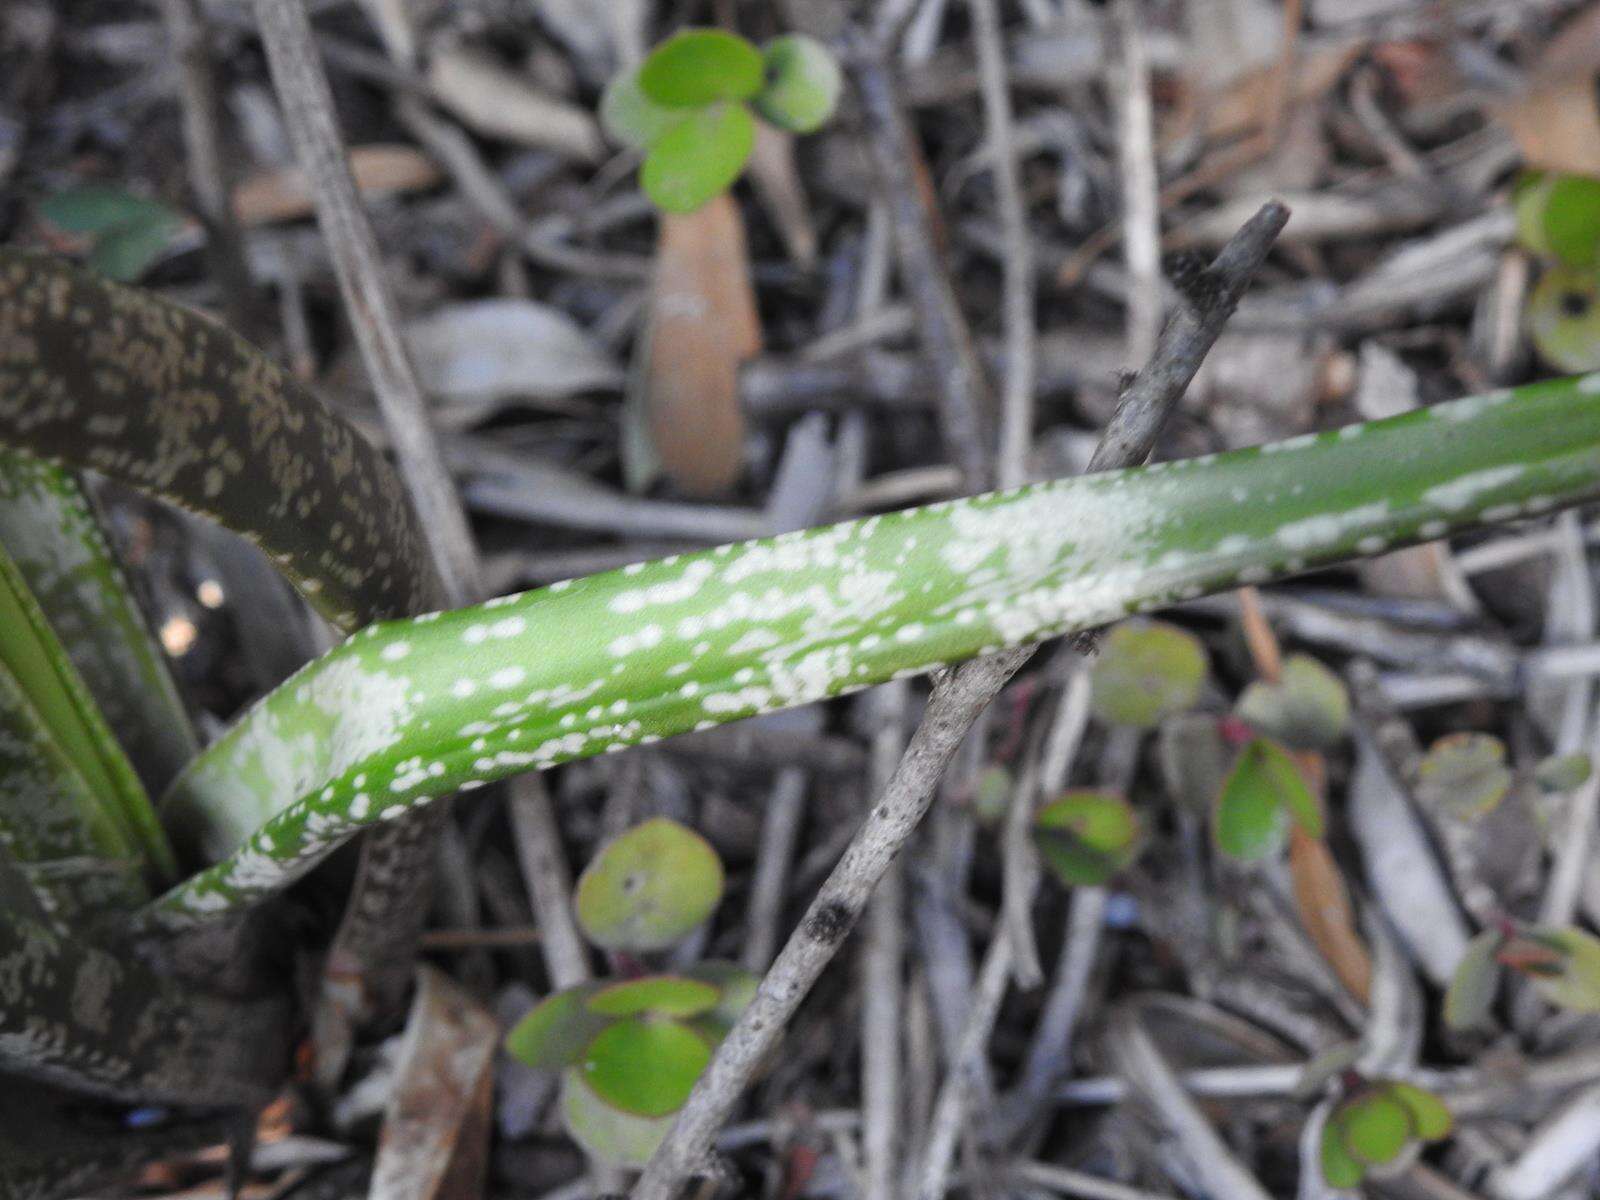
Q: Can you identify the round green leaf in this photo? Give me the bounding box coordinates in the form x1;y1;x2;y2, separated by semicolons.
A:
560;1068;675;1168
753;35;842;134
575;817;725;952
1338;1090;1413;1166
37;187;183;283
1415;733;1511;818
1527;265;1600;373
1033;791;1141;886
1387;1082;1453;1141
1214;738;1321;860
639;29;764;107
1444;928;1504;1031
1234;653;1350;750
504;984;610;1071
1535;752;1592;793
1515;172;1600;268
971;765;1013;824
1320;1117;1367;1189
600;66;686;150
580;1016;711;1117
1090;621;1208;729
640;102;756;214
586;974;721;1018
1527;925;1600;1013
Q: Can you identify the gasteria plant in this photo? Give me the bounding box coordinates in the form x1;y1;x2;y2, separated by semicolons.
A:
8;250;1600;1189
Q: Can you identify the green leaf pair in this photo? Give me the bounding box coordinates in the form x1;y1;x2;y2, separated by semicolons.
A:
1515;172;1600;371
602;29;842;213
1445;922;1600;1030
1214;737;1322;860
1320;1080;1452;1189
36;187;184;282
504;818;751;1165
1033;792;1142;886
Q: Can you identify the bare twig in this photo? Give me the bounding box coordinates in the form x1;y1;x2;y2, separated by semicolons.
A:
252;0;481;1056
1114;0;1162;365
630;200;1292;1200
741;768;809;975
157;0;256;335
852;37;997;492
509;773;591;991
967;0;1035;490
861;683;909;1200
252;0;480;605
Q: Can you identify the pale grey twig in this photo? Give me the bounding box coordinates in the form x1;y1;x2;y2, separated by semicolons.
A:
1010;1160;1179;1200
967;0;1036;490
630;197;1289;1200
861;682;909;1200
1113;0;1162;365
741;768;809;975
508;773;590;991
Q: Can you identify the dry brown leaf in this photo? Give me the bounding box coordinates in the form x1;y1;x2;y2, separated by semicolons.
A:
1491;6;1600;176
646;193;762;496
1289;823;1373;1004
370;967;498;1200
232;145;442;226
427;46;604;162
1189;40;1362;145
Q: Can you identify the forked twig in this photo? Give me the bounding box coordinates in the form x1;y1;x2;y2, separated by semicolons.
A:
630;199;1292;1199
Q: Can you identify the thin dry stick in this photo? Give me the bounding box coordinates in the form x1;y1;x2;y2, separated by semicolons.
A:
252;0;480;606
861;682;909;1200
252;0;480;1048
157;0;255;336
509;773;591;990
853;39;996;492
1114;0;1162;365
631;200;1295;1200
967;0;1035;490
914;919;1015;1200
741;768;810;974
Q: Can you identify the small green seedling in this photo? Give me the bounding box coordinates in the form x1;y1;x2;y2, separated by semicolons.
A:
1415;733;1513;818
1514;171;1600;371
1234;654;1350;751
1213;732;1322;860
1032;791;1143;886
1319;1077;1452;1189
1089;620;1209;729
601;28;842;212
36;187;184;282
1535;751;1592;793
506;818;755;1167
1445;920;1600;1030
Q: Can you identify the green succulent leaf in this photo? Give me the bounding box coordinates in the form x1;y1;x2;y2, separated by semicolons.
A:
1033;791;1142;886
1444;929;1504;1031
1090;621;1208;729
0;454;197;795
1523;926;1600;1012
112;370;1600;928
1158;713;1231;815
1528;265;1600;372
1387;1082;1453;1141
574;818;724;953
638;29;764;107
1535;751;1592;793
1338;1089;1413;1166
1214;738;1320;859
1515;172;1600;269
1235;653;1349;750
641;101;756;213
579;1016;711;1117
585;974;721;1018
753;35;842;133
970;764;1014;824
1416;732;1512;818
560;1067;675;1168
504;984;610;1071
1320;1115;1367;1189
600;65;686;151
